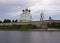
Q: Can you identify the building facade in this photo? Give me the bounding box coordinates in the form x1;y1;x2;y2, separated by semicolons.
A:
20;8;32;22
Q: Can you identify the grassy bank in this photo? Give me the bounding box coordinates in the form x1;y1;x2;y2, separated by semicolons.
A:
0;22;60;31
0;24;37;31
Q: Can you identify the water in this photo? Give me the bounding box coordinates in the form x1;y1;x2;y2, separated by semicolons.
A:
0;31;60;43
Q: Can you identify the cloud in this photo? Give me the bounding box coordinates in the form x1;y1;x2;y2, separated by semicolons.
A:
0;0;60;20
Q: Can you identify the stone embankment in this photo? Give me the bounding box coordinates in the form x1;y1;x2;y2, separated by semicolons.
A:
32;28;60;31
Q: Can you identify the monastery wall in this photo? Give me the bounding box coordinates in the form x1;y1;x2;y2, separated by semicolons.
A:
0;20;60;28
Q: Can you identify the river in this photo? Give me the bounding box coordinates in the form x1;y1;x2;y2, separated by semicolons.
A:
0;31;60;43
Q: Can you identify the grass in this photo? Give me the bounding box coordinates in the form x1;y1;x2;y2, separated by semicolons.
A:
0;24;37;31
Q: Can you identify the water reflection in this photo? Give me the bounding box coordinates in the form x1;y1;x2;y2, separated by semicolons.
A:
0;31;60;43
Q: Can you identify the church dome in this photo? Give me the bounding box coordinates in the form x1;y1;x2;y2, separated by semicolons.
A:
22;8;31;12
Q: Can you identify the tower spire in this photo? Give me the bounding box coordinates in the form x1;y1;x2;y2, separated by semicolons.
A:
40;10;44;21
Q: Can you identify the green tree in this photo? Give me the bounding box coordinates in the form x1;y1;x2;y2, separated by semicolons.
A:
0;21;2;23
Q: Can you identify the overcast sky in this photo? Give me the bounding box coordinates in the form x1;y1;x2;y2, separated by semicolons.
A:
0;0;60;21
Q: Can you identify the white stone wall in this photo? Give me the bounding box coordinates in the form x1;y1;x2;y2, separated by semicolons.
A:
20;13;32;22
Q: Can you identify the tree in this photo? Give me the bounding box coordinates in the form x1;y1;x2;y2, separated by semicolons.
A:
12;20;18;23
0;21;2;23
15;20;18;22
12;20;15;23
3;19;11;23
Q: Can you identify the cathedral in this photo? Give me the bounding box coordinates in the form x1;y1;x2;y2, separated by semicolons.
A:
20;8;32;22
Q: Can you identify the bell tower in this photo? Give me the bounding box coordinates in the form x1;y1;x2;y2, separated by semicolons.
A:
40;10;44;21
40;10;47;28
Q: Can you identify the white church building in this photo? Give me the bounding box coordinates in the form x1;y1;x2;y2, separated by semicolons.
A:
20;8;32;22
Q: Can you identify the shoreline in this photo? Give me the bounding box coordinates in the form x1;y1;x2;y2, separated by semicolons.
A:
0;28;60;31
32;28;60;31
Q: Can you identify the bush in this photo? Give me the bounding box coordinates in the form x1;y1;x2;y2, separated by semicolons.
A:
47;22;60;28
0;24;37;30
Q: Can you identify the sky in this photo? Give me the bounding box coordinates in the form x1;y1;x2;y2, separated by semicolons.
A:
0;0;60;21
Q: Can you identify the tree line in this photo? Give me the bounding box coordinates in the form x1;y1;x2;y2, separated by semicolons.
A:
47;22;60;28
0;19;18;23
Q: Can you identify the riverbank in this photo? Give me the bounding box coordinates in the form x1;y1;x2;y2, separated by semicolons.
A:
0;24;60;31
32;28;60;31
0;28;60;31
0;24;37;31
